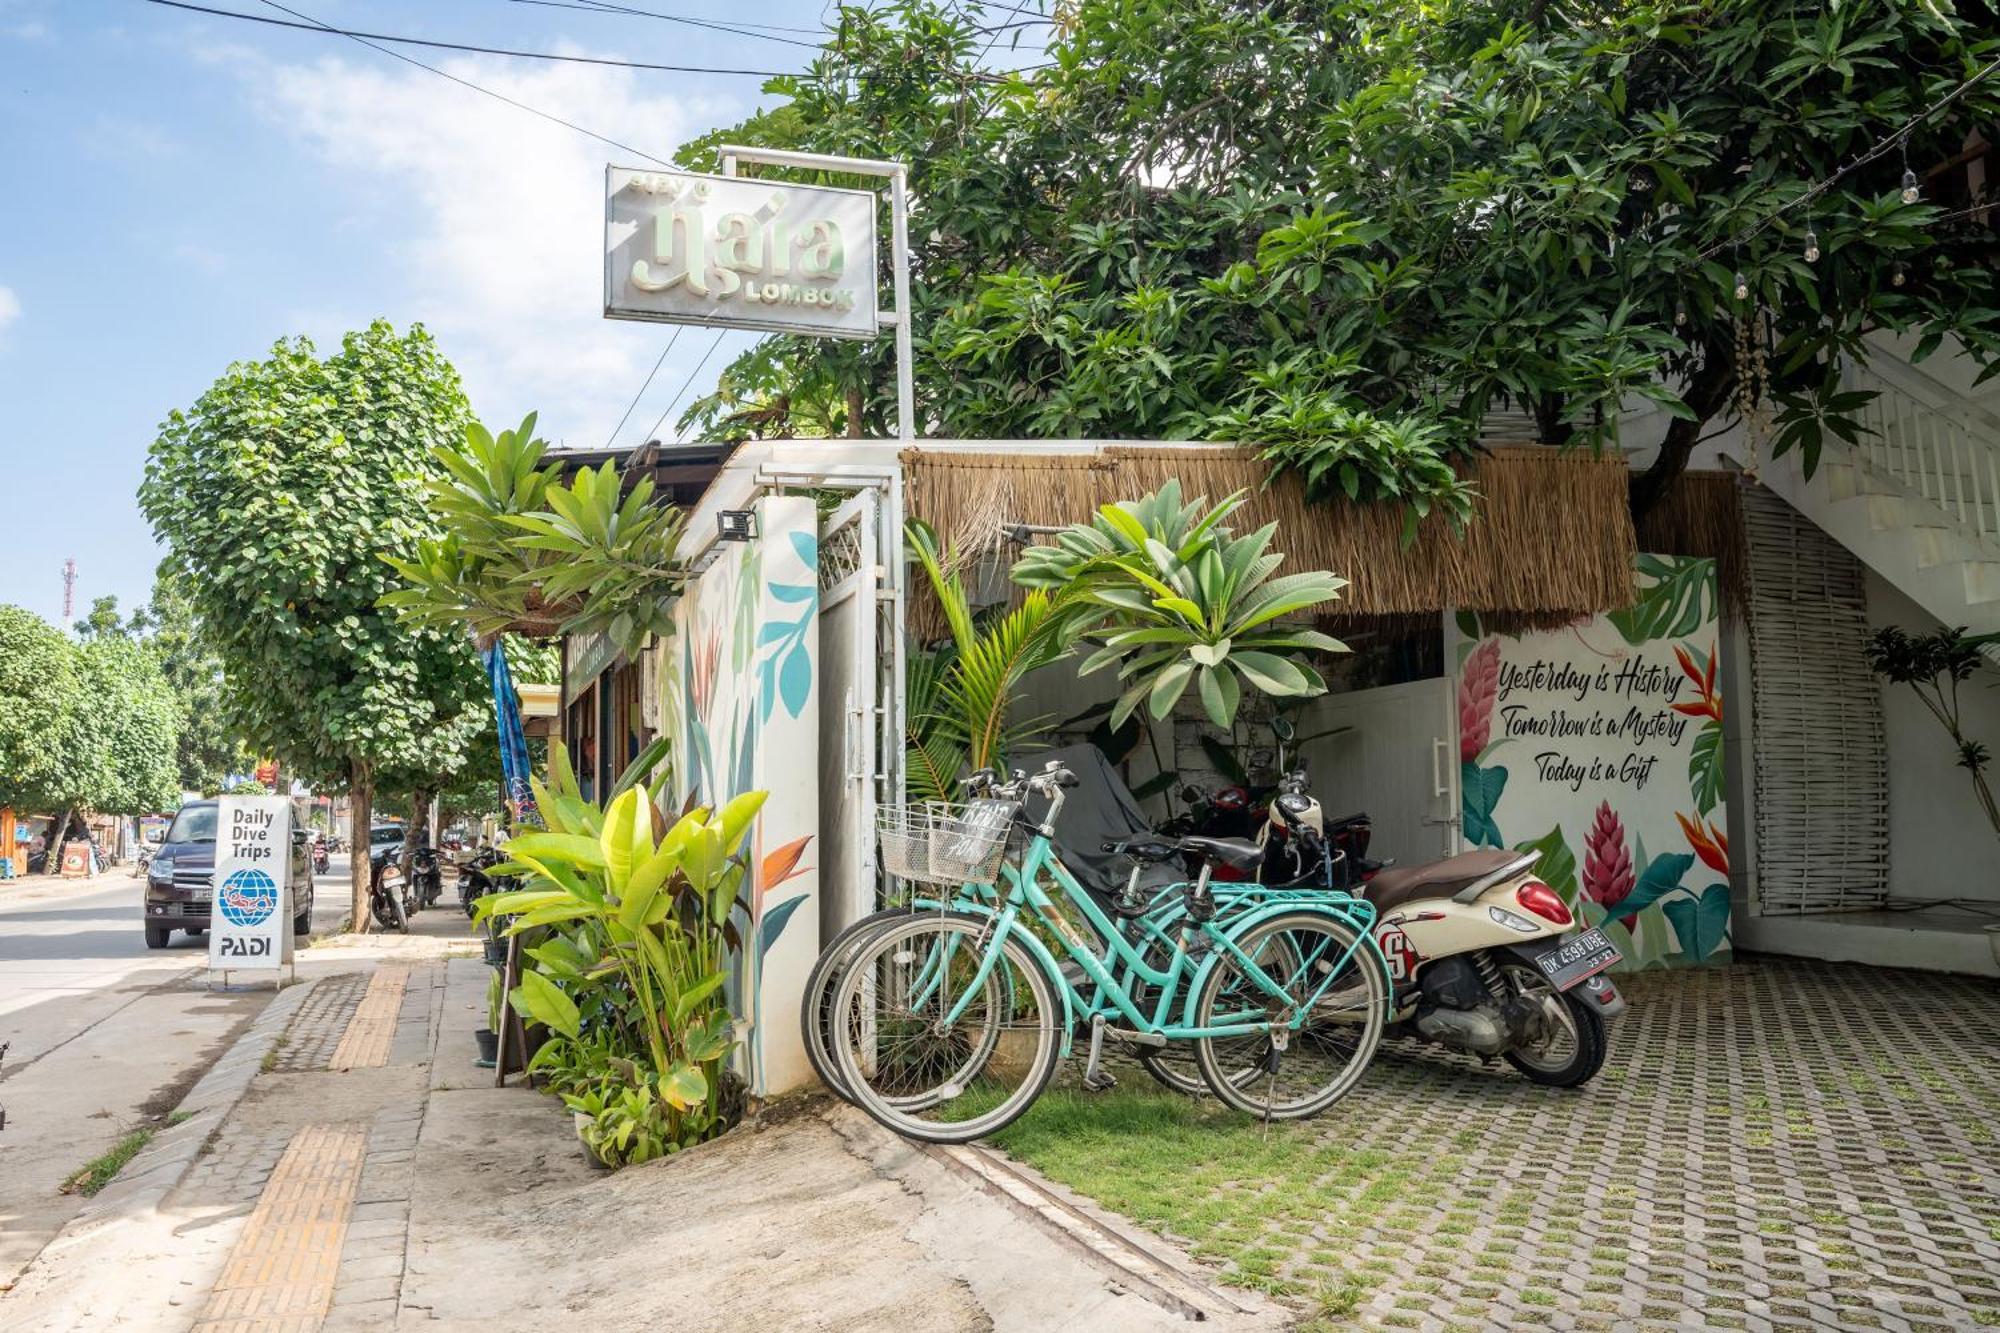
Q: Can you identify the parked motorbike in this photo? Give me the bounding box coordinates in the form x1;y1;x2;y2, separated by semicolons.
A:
369;861;410;933
455;846;513;919
311;840;330;875
411;846;444;910
1241;731;1621;1086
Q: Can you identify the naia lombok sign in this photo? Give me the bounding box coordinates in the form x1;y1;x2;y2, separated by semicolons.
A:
604;167;879;339
1452;555;1730;971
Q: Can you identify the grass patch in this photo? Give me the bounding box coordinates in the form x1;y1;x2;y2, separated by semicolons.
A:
62;1127;157;1196
987;1078;1429;1297
260;1035;289;1073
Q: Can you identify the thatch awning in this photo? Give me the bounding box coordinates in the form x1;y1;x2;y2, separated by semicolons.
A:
903;444;1639;622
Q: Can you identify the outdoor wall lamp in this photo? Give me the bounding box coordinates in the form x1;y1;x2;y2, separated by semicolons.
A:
717;510;757;542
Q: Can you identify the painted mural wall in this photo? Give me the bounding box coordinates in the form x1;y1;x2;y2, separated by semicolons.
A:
658;494;821;1094
1453;555;1731;969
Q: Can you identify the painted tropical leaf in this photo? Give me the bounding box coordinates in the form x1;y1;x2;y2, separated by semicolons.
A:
760;835;813;893
1607;555;1717;646
769;582;816;603
1514;826;1578;905
790;530;818;570
758;892;808;958
779;642;812;717
1461;760;1509;848
1660;883;1732;961
1689;720;1724;814
1598;850;1695;920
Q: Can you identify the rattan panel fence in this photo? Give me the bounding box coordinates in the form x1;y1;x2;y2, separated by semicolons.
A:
1742;485;1891;913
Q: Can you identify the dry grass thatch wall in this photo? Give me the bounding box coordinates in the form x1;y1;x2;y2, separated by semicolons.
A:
903;445;1639;625
1635;470;1748;615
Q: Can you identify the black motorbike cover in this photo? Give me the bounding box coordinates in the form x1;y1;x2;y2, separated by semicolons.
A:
1016;743;1179;902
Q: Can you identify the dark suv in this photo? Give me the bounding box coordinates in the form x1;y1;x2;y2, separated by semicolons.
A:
143;800;315;949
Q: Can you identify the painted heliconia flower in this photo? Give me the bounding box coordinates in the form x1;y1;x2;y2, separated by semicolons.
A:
1676;812;1730;876
1459;639;1501;762
1582;801;1634;908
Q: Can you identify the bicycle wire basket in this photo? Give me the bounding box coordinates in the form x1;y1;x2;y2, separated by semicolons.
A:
877;800;1020;888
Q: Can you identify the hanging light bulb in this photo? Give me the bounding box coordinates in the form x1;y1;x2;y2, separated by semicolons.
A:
1674;303;1688;327
1734;271;1750;301
1892;262;1908;288
1803;229;1821;263
1901;169;1920;205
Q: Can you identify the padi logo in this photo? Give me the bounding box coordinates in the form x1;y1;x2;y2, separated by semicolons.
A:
218;868;278;928
626;175;855;312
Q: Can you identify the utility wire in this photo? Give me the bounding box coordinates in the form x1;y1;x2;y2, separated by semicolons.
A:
643;329;728;445
140;0;790;77
1697;51;2000;262
220;0;678;165
602;329;684;450
499;0;821;46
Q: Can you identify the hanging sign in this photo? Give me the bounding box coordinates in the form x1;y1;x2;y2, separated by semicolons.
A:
208;794;293;974
604;167;880;339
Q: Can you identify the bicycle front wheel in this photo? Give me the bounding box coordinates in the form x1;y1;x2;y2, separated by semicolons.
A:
830;912;1061;1144
1191;910;1386;1120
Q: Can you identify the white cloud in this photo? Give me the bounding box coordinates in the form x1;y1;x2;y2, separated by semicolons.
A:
225;47;737;448
0;286;20;333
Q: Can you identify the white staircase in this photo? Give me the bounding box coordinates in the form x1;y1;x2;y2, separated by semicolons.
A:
1730;354;2000;649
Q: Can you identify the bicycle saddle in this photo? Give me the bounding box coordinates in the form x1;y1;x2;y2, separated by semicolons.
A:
1103;835;1265;872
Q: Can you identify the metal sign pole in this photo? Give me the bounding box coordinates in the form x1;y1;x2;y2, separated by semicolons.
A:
716;145;914;443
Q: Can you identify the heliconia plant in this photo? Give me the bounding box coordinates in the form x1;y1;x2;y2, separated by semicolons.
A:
475;744;766;1164
1581;801;1634;911
1011;481;1348;730
1458;638;1500;762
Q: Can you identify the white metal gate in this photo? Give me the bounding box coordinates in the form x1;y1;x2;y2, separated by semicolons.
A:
1297;676;1461;861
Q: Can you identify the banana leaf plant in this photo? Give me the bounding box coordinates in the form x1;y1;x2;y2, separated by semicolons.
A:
474;744;762;1156
1011;481;1347;730
904;520;1069;803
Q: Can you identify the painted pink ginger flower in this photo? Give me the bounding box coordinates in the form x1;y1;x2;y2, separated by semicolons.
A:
1458;639;1501;762
1582;801;1634;911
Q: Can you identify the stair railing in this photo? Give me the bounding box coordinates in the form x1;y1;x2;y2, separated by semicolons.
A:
1840;357;2000;547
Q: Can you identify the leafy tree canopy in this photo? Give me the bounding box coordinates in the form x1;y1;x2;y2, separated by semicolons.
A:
75;585;248;793
76;635;182;815
0;604;86;814
138;321;490;799
678;0;2000;518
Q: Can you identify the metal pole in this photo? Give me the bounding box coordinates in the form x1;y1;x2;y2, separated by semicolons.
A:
889;167;916;443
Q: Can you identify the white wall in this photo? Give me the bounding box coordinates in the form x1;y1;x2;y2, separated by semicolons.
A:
1865;569;2000;903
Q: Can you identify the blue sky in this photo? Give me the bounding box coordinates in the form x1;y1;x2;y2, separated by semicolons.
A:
0;0;849;626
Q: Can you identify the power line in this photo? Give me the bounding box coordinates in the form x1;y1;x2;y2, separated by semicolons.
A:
602;328;684;450
215;0;677;165
643;329;728;444
499;0;822;46
140;0;790;77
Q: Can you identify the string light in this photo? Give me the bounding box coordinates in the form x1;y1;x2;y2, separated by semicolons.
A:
1892;262;1908;287
1803;228;1820;262
1900;137;1921;204
1674;302;1689;327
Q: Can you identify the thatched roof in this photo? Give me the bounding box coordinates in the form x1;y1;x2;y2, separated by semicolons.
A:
903;444;1640;622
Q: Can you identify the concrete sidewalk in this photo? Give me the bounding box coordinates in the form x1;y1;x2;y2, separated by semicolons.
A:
0;939;1285;1332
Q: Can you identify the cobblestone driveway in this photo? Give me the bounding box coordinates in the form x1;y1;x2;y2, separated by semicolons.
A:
1001;958;2000;1331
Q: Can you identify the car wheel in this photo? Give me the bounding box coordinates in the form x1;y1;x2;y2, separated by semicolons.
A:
144;924;171;949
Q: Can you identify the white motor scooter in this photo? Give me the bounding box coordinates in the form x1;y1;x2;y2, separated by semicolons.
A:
1255;738;1624;1088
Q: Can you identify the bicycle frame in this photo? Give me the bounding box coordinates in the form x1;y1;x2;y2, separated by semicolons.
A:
926;823;1384;1045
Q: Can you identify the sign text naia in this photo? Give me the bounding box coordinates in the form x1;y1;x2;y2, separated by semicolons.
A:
604;168;880;339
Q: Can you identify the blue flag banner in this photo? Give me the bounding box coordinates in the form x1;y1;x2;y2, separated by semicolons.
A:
481;640;539;827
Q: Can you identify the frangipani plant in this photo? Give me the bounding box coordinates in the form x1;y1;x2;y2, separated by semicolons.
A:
1012;482;1347;729
475;745;762;1161
382;413;688;654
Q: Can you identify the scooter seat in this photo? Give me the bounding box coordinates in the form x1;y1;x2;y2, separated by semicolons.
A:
1363;849;1536;914
1104;835;1266;872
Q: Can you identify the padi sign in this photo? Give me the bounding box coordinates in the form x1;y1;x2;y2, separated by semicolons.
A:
604;167;880;339
208;794;292;976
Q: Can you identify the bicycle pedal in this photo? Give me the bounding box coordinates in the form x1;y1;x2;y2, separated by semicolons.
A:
1082;1069;1118;1093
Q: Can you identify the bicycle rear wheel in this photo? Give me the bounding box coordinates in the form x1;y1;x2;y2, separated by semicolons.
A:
802;907;919;1102
830;912;1061;1144
1191;911;1386;1120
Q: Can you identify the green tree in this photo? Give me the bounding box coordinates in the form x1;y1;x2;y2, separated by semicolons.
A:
75;636;181;816
140;575;247;792
0;606;87;846
139;321;490;926
680;0;1999;519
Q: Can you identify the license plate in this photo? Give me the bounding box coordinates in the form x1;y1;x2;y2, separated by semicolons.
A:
190;886;212;903
1533;928;1620;990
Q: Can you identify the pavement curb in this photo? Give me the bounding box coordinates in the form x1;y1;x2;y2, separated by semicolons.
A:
43;977;321;1251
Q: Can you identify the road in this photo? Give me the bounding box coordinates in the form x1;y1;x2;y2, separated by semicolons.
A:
0;861;354;1287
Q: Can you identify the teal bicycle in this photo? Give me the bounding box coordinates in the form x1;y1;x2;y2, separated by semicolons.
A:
819;761;1391;1144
